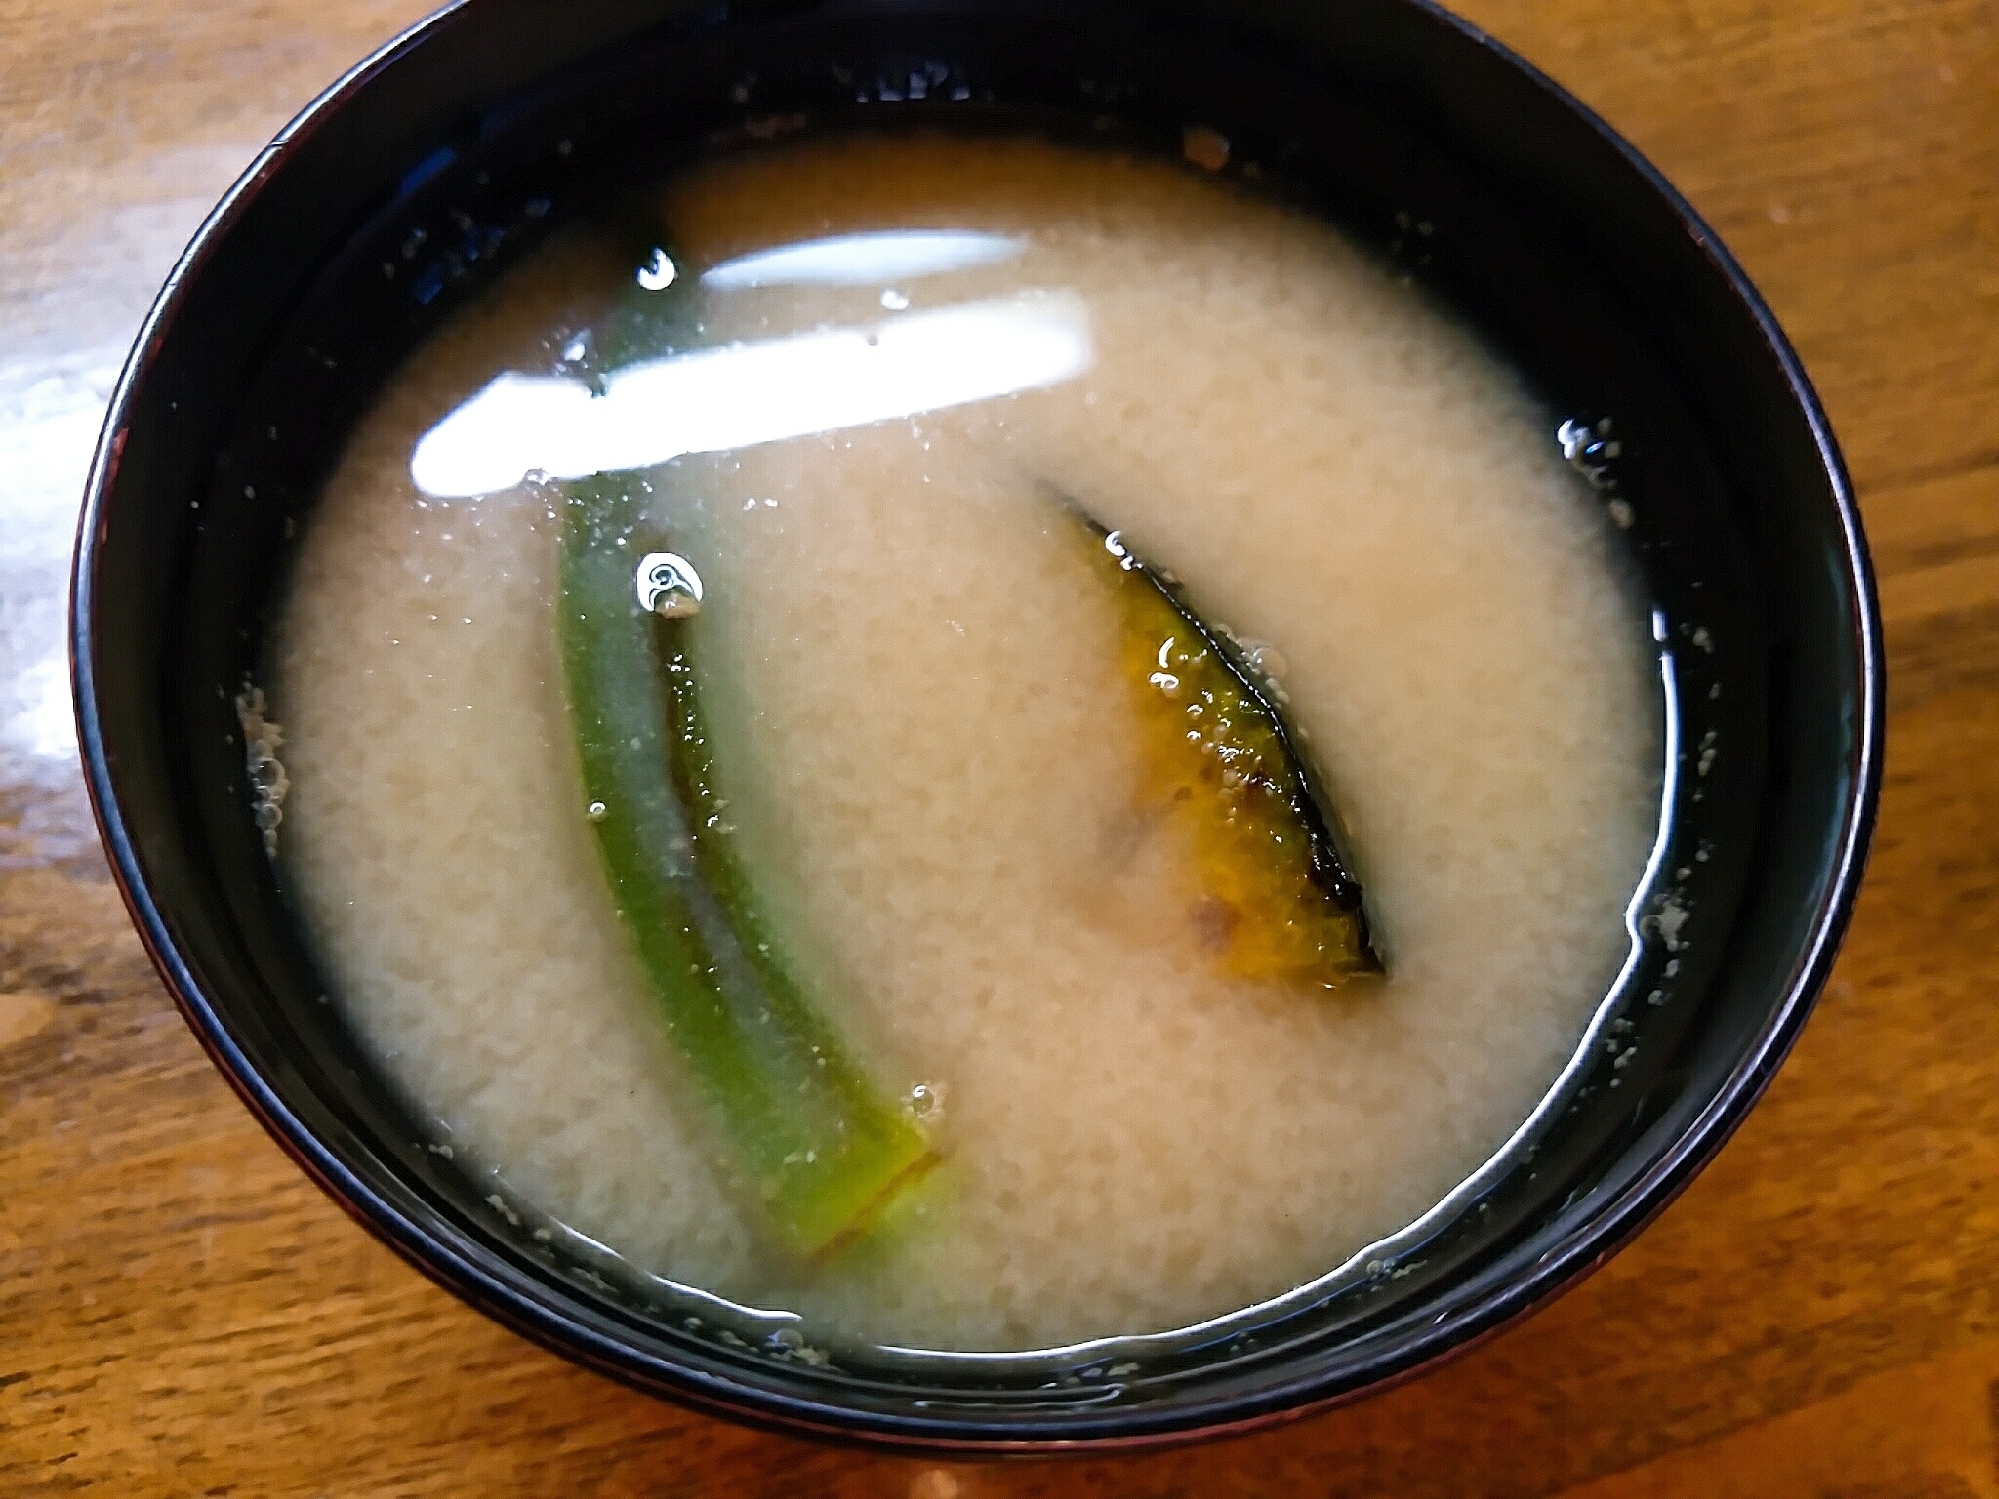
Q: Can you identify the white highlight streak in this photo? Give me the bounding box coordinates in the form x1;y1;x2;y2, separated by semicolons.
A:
409;291;1091;499
699;230;1023;289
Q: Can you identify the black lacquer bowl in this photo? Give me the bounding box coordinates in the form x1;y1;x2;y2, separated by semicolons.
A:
71;0;1880;1452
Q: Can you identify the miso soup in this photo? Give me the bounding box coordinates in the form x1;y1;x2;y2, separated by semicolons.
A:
264;133;1663;1353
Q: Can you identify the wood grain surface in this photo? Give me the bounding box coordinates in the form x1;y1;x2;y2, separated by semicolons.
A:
2;0;1994;1493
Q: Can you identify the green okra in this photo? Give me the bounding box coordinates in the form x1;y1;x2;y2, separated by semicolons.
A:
556;232;933;1256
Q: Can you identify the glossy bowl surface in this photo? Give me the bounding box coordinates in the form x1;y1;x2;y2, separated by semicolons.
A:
72;0;1880;1452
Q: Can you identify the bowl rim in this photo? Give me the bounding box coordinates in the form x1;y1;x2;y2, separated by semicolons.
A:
69;0;1884;1454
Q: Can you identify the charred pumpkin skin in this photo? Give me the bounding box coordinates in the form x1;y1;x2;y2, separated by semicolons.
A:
1087;520;1380;986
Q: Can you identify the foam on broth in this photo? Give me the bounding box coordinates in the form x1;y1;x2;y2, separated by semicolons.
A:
269;134;1662;1352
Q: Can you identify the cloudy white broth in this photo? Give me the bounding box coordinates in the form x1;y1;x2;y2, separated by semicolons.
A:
264;133;1663;1353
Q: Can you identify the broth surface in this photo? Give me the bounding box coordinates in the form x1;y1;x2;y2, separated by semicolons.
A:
270;134;1662;1352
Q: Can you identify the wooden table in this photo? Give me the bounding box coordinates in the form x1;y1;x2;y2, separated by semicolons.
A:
3;0;1994;1492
